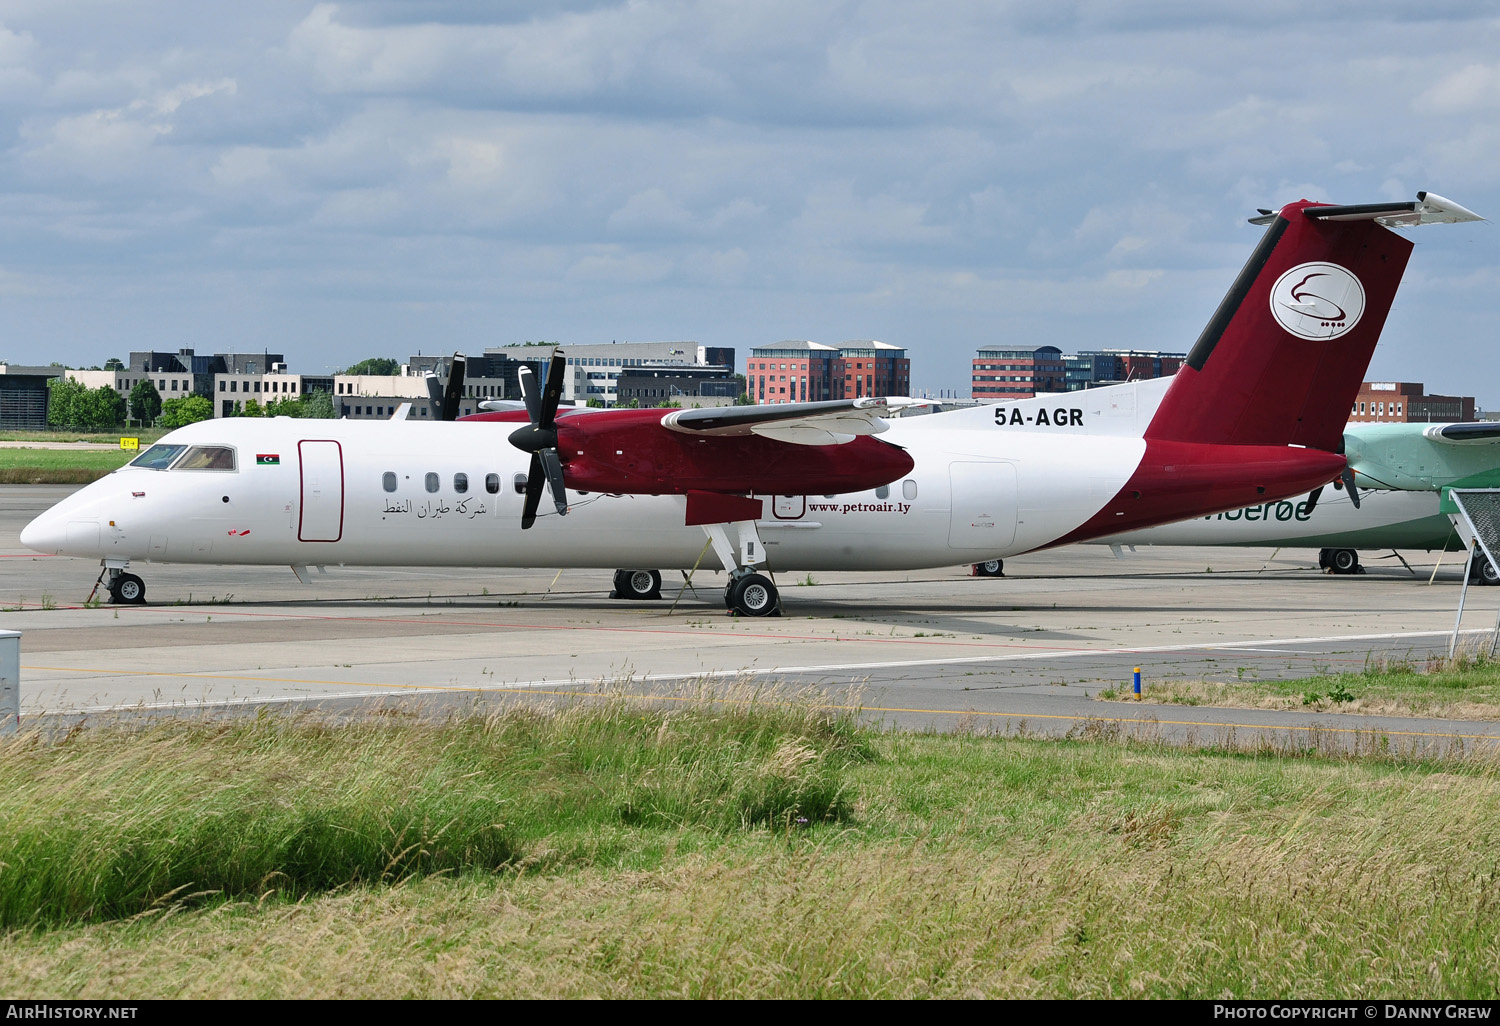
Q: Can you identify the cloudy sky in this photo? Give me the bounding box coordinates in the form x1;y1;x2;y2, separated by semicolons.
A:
3;1;1500;400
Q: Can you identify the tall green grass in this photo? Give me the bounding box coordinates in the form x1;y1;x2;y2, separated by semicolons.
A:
0;448;134;484
0;696;866;928
10;695;1500;996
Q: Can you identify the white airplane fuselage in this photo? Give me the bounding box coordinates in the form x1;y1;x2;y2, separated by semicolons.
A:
1096;488;1457;551
22;405;1151;573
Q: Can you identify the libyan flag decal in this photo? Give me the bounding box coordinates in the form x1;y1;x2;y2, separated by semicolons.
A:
256;454;280;465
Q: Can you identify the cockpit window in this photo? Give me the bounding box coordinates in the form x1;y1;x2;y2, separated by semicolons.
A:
128;444;186;470
175;446;237;471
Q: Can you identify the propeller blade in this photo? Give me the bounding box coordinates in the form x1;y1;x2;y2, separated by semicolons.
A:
424;373;444;418
1341;467;1361;509
518;365;543;425
538;352;566;430
521;452;546;530
1304;485;1324;516
539;447;568;515
440;354;466;421
511;351;570;528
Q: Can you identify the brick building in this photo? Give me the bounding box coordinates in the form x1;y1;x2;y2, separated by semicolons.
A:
1351;382;1476;423
747;340;910;405
1067;349;1185;389
978;346;1183;399
972;346;1065;400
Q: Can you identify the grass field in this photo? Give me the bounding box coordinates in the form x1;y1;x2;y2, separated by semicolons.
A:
1100;649;1500;720
0;430;164;445
2;691;1498;998
0;447;134;484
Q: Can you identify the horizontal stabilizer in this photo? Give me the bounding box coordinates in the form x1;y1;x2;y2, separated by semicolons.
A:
662;397;928;446
1250;191;1483;227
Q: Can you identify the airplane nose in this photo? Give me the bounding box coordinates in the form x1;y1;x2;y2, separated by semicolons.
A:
19;513;66;555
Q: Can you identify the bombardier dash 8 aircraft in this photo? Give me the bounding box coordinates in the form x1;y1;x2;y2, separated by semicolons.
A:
21;193;1482;615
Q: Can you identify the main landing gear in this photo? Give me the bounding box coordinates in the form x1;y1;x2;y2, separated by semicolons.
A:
700;519;781;617
972;559;1005;578
612;569;663;600
1471;553;1500;587
1318;548;1364;576
724;572;778;616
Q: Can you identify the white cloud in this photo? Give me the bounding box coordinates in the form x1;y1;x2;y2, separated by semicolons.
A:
791;183;949;248
566;246;674;283
17;77;237;178
150;77;235;115
0;20;35;68
1419;64;1500;112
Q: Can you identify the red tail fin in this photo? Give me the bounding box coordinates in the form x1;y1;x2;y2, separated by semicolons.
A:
1147;198;1417;451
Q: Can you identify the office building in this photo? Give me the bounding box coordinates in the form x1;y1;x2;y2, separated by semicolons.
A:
1351;383;1476;423
747;340;909;404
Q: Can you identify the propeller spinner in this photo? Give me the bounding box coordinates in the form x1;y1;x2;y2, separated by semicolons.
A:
508;352;569;529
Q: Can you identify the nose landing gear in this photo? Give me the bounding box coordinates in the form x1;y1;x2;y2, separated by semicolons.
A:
90;561;148;605
110;573;147;604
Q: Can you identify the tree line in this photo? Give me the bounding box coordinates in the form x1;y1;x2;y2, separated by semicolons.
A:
47;377;335;432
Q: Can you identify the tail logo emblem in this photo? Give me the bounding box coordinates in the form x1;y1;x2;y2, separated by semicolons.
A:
1269;261;1365;340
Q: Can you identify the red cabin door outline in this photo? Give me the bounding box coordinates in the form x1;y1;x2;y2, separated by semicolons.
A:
298;440;344;542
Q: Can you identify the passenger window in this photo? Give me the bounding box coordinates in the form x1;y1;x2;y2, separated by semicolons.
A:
425;472;439;493
875;484;890;499
128;444;186;470
454;473;468;494
514;473;528;495
382;472;397;493
176;446;237;471
486;473;500;494
902;479;917;500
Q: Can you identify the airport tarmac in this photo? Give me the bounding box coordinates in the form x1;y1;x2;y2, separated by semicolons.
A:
4;484;1500;754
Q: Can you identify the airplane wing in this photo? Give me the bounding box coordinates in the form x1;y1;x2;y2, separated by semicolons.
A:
661;397;928;446
1423;423;1500;444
